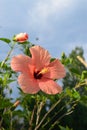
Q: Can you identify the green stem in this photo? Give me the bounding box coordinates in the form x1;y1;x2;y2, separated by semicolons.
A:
35;101;45;126
48;102;77;130
0;109;6;128
28;105;36;130
75;82;87;89
1;42;15;68
34;95;66;130
43;99;78;129
10;112;13;130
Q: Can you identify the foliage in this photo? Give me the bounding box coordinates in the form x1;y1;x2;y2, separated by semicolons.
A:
60;47;87;130
0;35;87;130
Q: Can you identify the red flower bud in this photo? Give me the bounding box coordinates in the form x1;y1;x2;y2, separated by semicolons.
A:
14;33;28;43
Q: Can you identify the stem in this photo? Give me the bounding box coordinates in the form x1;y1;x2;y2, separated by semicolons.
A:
48;112;67;130
34;95;66;130
77;56;87;68
42;102;69;128
48;102;77;130
10;112;13;130
0;109;6;128
43;99;78;129
28;105;36;130
1;42;15;68
75;82;87;89
35;101;45;126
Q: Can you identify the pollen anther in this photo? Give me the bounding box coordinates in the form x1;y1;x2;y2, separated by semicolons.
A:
39;68;49;75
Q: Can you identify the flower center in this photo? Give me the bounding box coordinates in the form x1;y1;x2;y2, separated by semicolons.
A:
34;71;42;79
34;68;49;79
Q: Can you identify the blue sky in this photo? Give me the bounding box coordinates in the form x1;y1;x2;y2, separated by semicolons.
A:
0;0;87;59
0;0;87;98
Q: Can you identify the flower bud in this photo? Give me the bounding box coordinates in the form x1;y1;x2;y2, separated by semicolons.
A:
13;33;28;43
13;100;20;107
11;100;20;111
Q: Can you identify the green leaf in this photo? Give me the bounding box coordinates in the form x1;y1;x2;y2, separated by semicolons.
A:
0;38;11;44
65;88;80;100
81;71;87;80
61;52;66;59
69;67;80;76
71;88;80;100
12;110;25;117
61;57;73;66
0;95;12;109
50;58;56;62
59;125;73;130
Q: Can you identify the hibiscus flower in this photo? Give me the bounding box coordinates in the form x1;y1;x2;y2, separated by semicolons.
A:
11;46;66;94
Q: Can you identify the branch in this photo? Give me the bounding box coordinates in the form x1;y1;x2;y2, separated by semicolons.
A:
77;56;87;68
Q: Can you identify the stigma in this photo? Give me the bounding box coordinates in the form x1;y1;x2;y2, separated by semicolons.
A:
39;68;49;75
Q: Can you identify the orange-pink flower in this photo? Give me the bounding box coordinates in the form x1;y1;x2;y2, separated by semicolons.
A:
14;33;28;43
11;46;66;94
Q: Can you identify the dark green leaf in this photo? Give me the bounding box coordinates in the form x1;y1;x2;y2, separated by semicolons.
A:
0;95;12;109
81;71;87;80
0;38;11;44
59;125;73;130
50;58;56;62
69;67;80;76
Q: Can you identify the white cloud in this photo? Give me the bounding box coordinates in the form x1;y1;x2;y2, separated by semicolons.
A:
27;0;73;28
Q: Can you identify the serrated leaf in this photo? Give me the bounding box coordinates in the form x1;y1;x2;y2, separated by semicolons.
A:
0;38;11;43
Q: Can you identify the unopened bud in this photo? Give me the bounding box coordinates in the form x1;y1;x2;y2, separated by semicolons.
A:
13;100;20;107
11;100;20;111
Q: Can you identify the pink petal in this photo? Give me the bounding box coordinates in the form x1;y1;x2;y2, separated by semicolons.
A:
11;54;32;73
18;73;40;94
43;59;66;79
30;46;51;70
38;78;62;94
